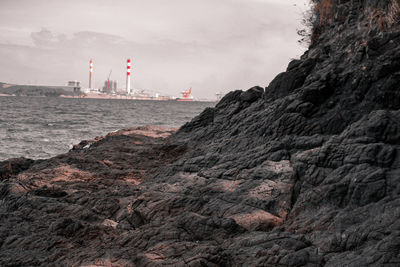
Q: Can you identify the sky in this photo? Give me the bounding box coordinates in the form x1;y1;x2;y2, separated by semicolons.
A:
0;0;309;99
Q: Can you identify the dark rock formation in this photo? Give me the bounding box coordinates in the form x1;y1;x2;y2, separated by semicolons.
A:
0;157;35;180
1;1;400;266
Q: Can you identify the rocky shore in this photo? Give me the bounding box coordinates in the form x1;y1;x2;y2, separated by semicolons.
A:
1;0;400;266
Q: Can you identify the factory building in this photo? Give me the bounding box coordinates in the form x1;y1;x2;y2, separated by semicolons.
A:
85;58;134;95
67;80;81;93
102;80;117;93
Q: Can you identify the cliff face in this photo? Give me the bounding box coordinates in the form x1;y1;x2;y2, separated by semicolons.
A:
170;1;400;264
1;1;400;266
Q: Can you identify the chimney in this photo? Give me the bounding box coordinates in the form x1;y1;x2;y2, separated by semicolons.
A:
126;58;131;94
89;59;93;89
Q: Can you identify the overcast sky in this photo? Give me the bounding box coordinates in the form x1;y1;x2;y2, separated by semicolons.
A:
0;0;309;99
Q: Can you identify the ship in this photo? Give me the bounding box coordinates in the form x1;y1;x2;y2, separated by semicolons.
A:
176;87;194;101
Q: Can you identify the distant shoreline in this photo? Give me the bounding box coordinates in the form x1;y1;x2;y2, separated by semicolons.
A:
0;83;217;102
0;94;216;102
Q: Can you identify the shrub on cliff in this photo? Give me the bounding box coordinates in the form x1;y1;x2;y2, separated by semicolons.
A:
299;0;400;46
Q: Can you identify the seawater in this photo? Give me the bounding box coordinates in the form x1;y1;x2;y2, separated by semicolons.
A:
0;96;215;161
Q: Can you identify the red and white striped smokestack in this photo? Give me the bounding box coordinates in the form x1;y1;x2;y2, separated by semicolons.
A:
89;59;93;89
126;58;131;94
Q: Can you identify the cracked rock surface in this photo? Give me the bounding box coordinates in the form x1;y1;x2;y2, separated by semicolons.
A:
1;0;400;266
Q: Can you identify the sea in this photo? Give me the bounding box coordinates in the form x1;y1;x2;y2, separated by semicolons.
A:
0;96;215;161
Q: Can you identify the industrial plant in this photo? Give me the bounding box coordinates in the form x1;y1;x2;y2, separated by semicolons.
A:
78;58;194;101
0;58;196;100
